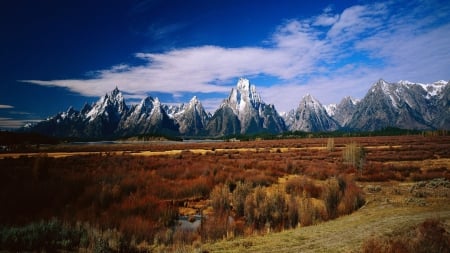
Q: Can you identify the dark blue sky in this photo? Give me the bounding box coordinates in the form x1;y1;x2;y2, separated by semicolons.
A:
1;0;449;128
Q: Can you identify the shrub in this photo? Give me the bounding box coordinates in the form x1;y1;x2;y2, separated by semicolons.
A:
326;138;335;152
285;176;322;198
199;213;230;241
338;178;365;215
232;181;253;217
0;219;87;252
266;187;286;230
322;178;342;220
244;186;267;230
362;219;450;253
286;195;299;228
299;197;314;226
210;184;231;214
342;142;366;173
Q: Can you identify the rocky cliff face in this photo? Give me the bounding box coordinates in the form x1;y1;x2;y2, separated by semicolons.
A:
206;78;285;136
346;79;448;131
25;78;450;139
172;96;210;136
332;97;358;127
288;94;339;132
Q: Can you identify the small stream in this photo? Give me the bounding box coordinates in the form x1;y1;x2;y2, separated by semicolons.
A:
176;215;202;231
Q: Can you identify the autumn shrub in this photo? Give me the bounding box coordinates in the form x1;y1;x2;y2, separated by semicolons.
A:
321;176;365;219
326;137;335;152
285;176;322;198
210;184;231;214
338;177;365;215
265;187;286;230
322;178;342;220
119;216;158;242
299;197;314;226
244;186;268;230
342;142;366;173
199;212;230;241
232;181;253;217
359;163;399;182
286;195;299;228
362;219;450;253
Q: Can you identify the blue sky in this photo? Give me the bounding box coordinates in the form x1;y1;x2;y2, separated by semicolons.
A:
1;0;450;129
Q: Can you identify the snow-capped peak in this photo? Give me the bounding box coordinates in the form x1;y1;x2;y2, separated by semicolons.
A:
395;80;447;98
189;96;200;105
86;87;127;121
237;78;250;91
301;94;322;109
398;80;415;85
226;78;264;114
434;80;448;85
324;104;337;116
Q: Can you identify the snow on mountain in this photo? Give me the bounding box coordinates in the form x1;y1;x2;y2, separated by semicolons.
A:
207;78;285;135
164;103;186;119
331;96;358;127
281;109;295;128
324;104;337;117
346;79;448;131
86;87;127;122
175;96;210;135
24;78;450;138
289;94;339;132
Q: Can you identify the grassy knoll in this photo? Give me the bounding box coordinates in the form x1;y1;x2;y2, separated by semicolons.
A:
202;181;450;252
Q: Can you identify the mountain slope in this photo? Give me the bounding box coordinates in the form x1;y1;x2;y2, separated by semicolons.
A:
332;97;358;127
206;78;285;136
30;88;129;138
117;96;179;136
173;96;210;136
24;78;450;138
288;94;339;132
346;79;446;131
28;89;178;138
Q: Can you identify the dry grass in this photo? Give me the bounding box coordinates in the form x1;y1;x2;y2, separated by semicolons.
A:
1;135;449;251
202;181;450;252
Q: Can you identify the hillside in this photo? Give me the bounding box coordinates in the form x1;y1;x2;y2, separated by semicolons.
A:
203;180;450;252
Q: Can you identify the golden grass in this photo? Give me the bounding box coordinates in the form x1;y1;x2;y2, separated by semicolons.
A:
201;181;450;252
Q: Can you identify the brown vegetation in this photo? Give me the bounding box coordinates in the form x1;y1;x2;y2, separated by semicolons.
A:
0;135;449;251
362;219;450;253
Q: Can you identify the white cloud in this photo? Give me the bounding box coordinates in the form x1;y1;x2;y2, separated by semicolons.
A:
21;0;450;112
0;117;40;129
200;97;226;113
0;104;14;109
313;13;339;27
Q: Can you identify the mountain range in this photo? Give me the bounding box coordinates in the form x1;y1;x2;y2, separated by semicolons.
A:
25;78;449;138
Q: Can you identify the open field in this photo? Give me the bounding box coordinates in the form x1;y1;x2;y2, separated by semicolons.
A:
0;135;449;252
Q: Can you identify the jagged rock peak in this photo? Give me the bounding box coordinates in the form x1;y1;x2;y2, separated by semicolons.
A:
289;93;339;132
189;96;200;105
300;94;322;108
134;96;155;113
102;87;124;103
237;77;250;90
153;97;161;106
231;78;262;104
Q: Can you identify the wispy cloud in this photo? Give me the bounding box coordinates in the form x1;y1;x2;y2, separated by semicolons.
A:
22;0;450;112
0;117;40;129
144;22;187;41
0;104;14;109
